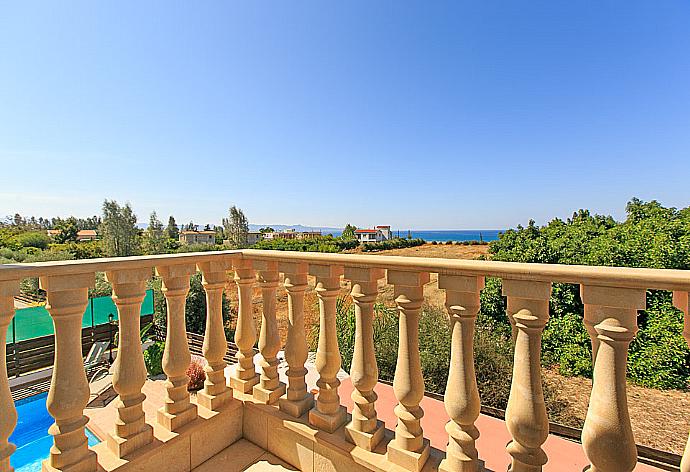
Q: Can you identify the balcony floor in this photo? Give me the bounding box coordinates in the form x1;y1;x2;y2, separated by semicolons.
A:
83;366;665;472
193;440;297;472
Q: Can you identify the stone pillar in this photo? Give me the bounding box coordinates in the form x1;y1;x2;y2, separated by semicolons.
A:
386;270;430;472
40;273;98;472
197;261;233;411
0;280;18;472
503;279;551;472
253;261;286;404
344;267;385;451
155;264;198;432
308;264;347;433
438;275;484;472
229;260;259;393
105;268;154;458
278;262;313;417
584;304;606;364
581;285;645;472
674;291;690;472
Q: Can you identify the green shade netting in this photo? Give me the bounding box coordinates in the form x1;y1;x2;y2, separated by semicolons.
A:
6;289;154;343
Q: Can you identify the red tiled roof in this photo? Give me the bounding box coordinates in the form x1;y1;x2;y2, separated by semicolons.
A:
355;229;377;233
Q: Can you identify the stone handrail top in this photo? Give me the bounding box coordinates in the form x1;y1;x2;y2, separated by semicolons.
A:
0;248;688;291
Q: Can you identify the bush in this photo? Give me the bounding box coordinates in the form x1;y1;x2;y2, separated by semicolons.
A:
15;231;51;249
488;199;690;390
186;357;206;391
254;235;357;253
361;238;425;252
628;298;690;390
541;314;593;377
144;341;165;376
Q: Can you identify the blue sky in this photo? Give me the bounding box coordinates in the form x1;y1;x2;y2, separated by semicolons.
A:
1;2;688;229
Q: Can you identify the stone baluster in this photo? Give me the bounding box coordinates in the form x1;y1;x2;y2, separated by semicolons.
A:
503;279;550;472
581;285;645;472
673;291;690;472
344;267;385;451
253;261;286;404
40;273;98;472
105;268;154;458
438;275;484;472
308;264;347;433
0;280;18;472
155;264;198;432
278;262;313;417
197;260;233;411
386;270;430;472
229;260;259;393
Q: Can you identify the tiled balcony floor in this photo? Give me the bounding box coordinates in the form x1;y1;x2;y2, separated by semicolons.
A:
83;369;665;471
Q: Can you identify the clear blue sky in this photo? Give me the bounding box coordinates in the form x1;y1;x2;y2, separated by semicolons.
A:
1;2;688;229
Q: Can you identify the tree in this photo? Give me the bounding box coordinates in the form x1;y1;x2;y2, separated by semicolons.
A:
54;217;79;243
143;211;166;254
222;206;249;247
166;216;179;240
100;200;140;257
259;227;275;233
185;221;197;232
342;224;357;240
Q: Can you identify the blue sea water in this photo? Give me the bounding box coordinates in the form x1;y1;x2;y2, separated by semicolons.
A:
10;392;100;472
327;229;503;242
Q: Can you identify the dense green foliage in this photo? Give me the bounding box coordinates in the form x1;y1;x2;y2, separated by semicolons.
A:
254;235;358;253
143;341;165;376
487;199;690;390
361;237;425;252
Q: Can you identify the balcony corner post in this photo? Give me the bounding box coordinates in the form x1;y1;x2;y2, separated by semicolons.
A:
155;264;198;432
308;264;347;433
105;267;154;458
0;280;19;472
344;267;385;451
278;262;313;417
503;279;551;472
40;273;98;472
438;274;484;472
581;285;645;472
229;260;260;393
197;260;234;411
386;270;431;472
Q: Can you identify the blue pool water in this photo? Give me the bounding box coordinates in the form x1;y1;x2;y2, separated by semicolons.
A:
10;392;100;472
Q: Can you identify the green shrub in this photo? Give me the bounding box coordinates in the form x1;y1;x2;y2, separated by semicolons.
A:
628;298;690;390
541;313;592;377
488;199;690;390
362;238;425;252
144;341;165;376
15;231;51;249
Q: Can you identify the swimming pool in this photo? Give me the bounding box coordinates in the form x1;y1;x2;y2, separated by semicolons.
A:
10;392;100;472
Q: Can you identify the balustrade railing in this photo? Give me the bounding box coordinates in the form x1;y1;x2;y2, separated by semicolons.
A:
0;249;688;472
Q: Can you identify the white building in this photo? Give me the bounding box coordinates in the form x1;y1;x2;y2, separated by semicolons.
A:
355;225;393;243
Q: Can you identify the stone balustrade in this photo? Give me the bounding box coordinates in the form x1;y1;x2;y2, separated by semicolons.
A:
0;249;689;472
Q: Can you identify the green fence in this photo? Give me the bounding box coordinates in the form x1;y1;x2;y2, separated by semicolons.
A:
6;289;155;344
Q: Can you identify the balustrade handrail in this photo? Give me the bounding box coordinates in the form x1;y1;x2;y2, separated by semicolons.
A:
0;248;688;291
1;248;689;472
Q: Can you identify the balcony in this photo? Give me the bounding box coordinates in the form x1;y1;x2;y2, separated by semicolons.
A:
1;249;689;472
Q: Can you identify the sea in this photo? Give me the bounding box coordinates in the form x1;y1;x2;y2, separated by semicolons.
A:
327;229;503;242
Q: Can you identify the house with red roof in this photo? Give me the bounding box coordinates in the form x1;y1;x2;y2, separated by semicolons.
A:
355;225;392;243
